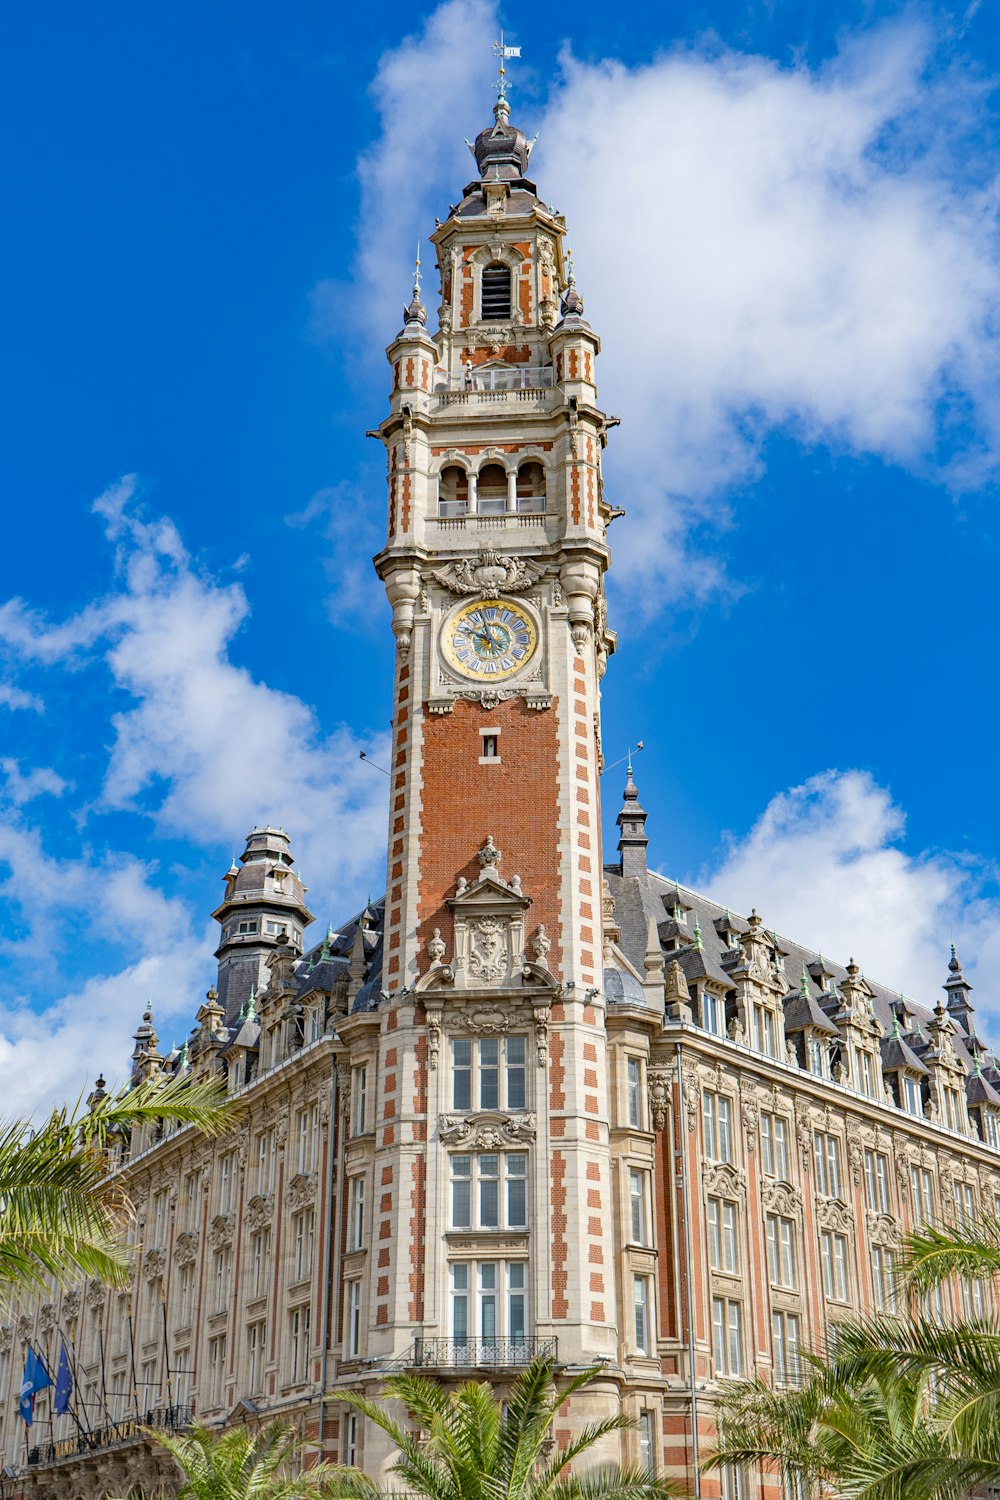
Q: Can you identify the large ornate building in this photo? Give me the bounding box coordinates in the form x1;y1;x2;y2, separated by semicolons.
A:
3;81;1000;1500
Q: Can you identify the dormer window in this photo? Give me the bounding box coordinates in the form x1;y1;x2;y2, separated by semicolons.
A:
481;262;512;320
902;1074;923;1117
702;989;724;1038
808;1037;830;1079
236;919;257;935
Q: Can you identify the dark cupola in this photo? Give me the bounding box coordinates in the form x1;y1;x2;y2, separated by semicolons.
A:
616;760;649;878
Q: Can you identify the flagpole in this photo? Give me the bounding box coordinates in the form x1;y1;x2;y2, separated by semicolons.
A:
97;1309;109;1426
126;1294;141;1422
38;1344;89;1449
55;1321;96;1438
160;1283;175;1418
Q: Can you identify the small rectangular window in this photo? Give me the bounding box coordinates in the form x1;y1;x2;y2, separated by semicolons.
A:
627;1058;643;1128
711;1297;743;1377
480;732;500;762
633;1276;651;1354
481;263;512;320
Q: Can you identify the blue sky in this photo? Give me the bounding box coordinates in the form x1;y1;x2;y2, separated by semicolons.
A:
3;0;1000;1113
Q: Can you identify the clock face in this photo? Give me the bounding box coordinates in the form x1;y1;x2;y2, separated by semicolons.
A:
442;598;538;680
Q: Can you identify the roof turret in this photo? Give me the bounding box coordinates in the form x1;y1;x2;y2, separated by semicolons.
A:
616;758;649;877
944;943;975;1033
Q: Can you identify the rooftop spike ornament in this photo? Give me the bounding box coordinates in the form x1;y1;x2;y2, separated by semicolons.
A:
402;243;426;328
492;31;521;122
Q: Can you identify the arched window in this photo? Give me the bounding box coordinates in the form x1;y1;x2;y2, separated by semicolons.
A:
477;463;507;515
481;262;512;321
516;460;546;514
438;464;468;518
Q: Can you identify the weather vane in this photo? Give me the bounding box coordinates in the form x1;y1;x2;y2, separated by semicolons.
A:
492;31;521;99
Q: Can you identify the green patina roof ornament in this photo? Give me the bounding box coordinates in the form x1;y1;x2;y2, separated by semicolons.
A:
320;924;333;962
246;987;256;1023
177;1040;189;1069
800;965;809;999
693;916;703;951
891;1013;902;1039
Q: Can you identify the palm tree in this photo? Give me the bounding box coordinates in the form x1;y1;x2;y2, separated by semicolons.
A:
321;1355;686;1499
706;1214;1000;1499
111;1420;352;1499
0;1070;235;1301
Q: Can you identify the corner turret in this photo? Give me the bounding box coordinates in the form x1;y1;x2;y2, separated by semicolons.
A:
211;827;315;1026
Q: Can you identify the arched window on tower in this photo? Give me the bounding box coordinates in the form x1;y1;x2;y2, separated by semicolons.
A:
516;460;546;515
481;262;512;321
438;464;469;518
477;463;507;516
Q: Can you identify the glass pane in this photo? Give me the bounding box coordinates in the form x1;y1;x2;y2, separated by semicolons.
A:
480;1179;499;1228
507;1177;526;1228
509;1292;525;1341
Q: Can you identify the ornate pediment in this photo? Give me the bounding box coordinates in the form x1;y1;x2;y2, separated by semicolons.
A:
287;1172;317;1210
701;1160;747;1200
430;549;546;599
868;1211;902;1248
173;1230;199;1267
438;1111;536;1148
762;1179;803;1219
244;1195;272;1232
209;1212;235;1247
816;1196;854;1235
419;837;537;994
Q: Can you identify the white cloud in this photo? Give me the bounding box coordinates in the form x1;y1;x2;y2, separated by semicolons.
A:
539;25;1000;600
0;944;211;1122
0;479;390;904
0;682;42;712
0;760;67;805
285;482;385;625
695;768;1000;1036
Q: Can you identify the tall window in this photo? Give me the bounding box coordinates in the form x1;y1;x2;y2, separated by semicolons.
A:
208;1334;226;1408
633;1276;651;1354
765;1214;797;1288
289;1305;311;1383
481;262;512;320
955;1181;977;1225
452;1037;526;1111
346;1281;362;1357
246;1320;266;1393
871;1246;897;1310
858;1049;879;1098
293;1208;315;1280
942;1084;963;1132
813;1133;841;1198
962;1278;986;1319
772;1311;801;1386
183;1169;202;1226
250;1228;271;1299
450;1261;527;1347
707;1197;738;1273
256;1129;277;1194
902;1074;923;1117
176;1261;194;1326
639;1410;656;1474
753;1003;778;1058
702;989;725;1037
218;1150;236;1215
910;1165;934;1225
625;1057;644;1128
349;1176;366;1250
807;1037;830;1079
820;1229;849;1301
213;1246;232;1312
151;1189;170;1246
760;1113;788;1180
353;1065;368;1136
295;1104;320;1174
864;1150;890;1214
343;1412;358;1467
451;1153;527;1230
711;1297;743;1377
629;1169;650;1245
703;1092;732;1163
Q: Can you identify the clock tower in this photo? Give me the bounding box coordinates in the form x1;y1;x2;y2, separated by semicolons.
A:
345;76;631;1466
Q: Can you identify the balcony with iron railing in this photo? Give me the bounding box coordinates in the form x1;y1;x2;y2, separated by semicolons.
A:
412;1335;558;1369
25;1405;191;1469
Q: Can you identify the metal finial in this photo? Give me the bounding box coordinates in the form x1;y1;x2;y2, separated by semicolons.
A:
413;242;421;298
566;247;575;285
492;31;520;109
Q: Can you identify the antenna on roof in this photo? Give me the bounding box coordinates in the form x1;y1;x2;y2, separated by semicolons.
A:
602;741;644;775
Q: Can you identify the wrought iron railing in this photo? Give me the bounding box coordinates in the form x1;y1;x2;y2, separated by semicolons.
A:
412;1336;557;1368
26;1405;191;1467
435;366;556;393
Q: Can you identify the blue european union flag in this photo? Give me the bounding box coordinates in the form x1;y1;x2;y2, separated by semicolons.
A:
19;1346;51;1426
53;1340;73;1416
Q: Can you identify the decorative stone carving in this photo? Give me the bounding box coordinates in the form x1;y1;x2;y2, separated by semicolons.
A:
846;1128;864;1187
431;550;545;599
209;1212;235;1247
142;1249;166;1283
39;1303;56;1335
762;1179;803;1218
816;1197;854;1235
0;1327;12;1356
86;1280;107;1312
244;1195;272;1232
868;1211;902;1248
478;835;502;870
530;925;551;962
468;915;509;985
533;1004;550;1069
684;1070;700;1133
648;1068;670;1132
795;1106;813;1170
17;1315;32;1344
438;1112;536;1148
427;1009;443;1070
62;1290;80;1321
741;1099;759;1150
466;1005;519;1034
287;1172;317;1210
427;927;447;965
173;1231;199;1267
702;1160;747;1201
727;1016;746;1045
